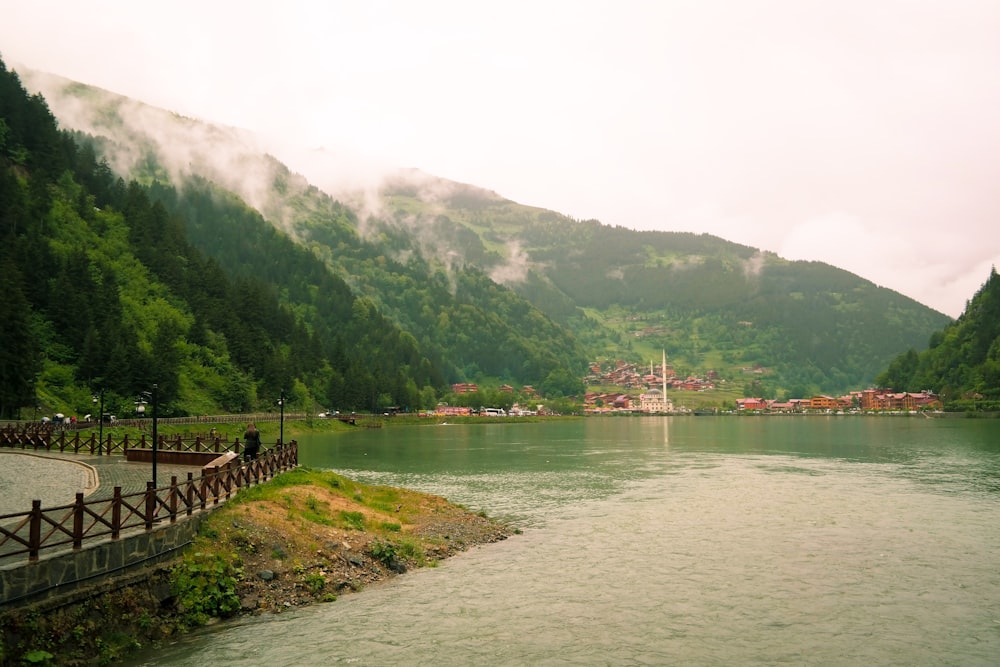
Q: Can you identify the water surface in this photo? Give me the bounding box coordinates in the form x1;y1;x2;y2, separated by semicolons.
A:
130;417;1000;666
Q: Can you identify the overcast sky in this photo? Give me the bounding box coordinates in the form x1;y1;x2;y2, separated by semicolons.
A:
3;0;999;318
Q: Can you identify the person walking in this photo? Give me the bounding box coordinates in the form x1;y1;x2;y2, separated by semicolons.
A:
243;422;262;461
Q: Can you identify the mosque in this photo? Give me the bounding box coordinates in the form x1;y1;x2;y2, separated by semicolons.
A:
639;350;674;414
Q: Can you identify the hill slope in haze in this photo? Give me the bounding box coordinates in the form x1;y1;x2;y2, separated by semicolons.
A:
369;172;951;396
877;267;1000;410
0;58;450;418
18;66;953;400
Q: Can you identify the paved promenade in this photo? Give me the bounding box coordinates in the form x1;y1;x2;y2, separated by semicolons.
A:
0;450;204;516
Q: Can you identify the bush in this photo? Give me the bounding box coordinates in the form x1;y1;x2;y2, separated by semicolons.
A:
171;552;242;627
340;510;365;530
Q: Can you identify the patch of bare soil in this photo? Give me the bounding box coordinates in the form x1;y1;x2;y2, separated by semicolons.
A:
216;484;513;614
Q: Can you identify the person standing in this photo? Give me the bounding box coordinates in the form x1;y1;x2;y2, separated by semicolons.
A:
243;422;262;461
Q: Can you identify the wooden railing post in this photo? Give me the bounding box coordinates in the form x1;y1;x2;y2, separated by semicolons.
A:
211;467;221;504
73;492;85;549
112;487;123;539
186;472;195;516
144;481;156;530
29;499;42;562
169;475;179;523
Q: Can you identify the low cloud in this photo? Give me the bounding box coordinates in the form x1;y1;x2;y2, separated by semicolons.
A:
779;212;996;318
742;251;767;279
489;240;532;285
21;68;309;238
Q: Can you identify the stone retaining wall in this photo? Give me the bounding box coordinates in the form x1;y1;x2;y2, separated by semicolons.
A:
0;512;209;609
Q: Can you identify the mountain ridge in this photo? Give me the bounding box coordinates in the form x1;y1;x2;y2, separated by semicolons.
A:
12;64;952;404
877;267;1000;410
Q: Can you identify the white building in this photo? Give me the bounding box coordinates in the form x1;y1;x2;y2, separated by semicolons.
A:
640;387;673;413
640;349;673;413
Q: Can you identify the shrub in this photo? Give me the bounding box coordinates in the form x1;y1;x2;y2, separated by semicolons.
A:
22;650;55;666
171;552;242;627
304;572;326;596
340;510;365;530
369;539;397;566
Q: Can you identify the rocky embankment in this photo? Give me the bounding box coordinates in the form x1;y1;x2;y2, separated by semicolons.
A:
0;470;514;665
227;480;514;612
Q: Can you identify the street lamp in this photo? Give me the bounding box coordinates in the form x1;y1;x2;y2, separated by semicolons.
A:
92;390;104;455
140;385;159;487
278;389;286;446
152;384;158;487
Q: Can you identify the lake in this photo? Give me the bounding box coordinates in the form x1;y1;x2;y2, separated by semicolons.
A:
129;416;1000;666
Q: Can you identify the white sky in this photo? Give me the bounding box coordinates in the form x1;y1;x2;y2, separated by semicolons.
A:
3;0;1000;318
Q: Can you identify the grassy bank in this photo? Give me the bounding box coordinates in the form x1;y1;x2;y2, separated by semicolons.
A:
1;467;513;666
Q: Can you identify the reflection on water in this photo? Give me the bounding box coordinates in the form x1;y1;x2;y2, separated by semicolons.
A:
130;417;1000;666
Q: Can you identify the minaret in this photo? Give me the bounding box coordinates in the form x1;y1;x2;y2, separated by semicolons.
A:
662;349;667;402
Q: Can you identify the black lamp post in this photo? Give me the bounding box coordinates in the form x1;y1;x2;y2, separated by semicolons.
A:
152;384;158;488
92;390;104;455
139;385;159;487
278;389;286;446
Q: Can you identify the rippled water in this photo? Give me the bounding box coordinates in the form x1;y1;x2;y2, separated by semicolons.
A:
129;417;1000;666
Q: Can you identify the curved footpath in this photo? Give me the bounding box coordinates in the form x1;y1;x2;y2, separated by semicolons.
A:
0;450;203;517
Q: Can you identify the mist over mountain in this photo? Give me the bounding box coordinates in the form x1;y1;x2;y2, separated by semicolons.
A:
2;61;957;419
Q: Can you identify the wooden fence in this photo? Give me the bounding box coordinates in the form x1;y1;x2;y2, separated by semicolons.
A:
0;441;297;564
0;412;307;436
0;427;251;457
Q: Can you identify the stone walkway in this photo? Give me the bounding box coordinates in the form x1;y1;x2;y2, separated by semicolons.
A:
0;450;203;516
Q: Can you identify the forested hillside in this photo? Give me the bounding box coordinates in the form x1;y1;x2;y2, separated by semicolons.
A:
877;268;1000;410
0;58;449;419
148;173;587;395
375;181;952;396
12;64;956;407
15;68;592;400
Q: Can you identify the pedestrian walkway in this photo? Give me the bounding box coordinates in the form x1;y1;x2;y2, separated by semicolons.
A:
0;450;203;516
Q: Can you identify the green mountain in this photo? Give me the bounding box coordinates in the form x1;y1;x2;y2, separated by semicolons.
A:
877;268;1000;410
4;62;956;419
0;59;447;419
370;180;952;397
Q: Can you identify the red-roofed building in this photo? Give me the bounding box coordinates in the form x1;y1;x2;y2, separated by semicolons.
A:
736;397;767;411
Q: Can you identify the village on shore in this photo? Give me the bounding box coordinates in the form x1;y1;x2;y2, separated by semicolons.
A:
581;356;942;415
422;354;944;418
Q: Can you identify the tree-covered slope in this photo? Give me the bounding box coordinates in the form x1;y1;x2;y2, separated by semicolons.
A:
18;65;953;400
374;177;952;395
0;58;446;419
20;68;590;397
877;268;1000;409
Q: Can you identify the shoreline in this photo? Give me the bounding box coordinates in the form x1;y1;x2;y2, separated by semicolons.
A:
0;468;515;665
